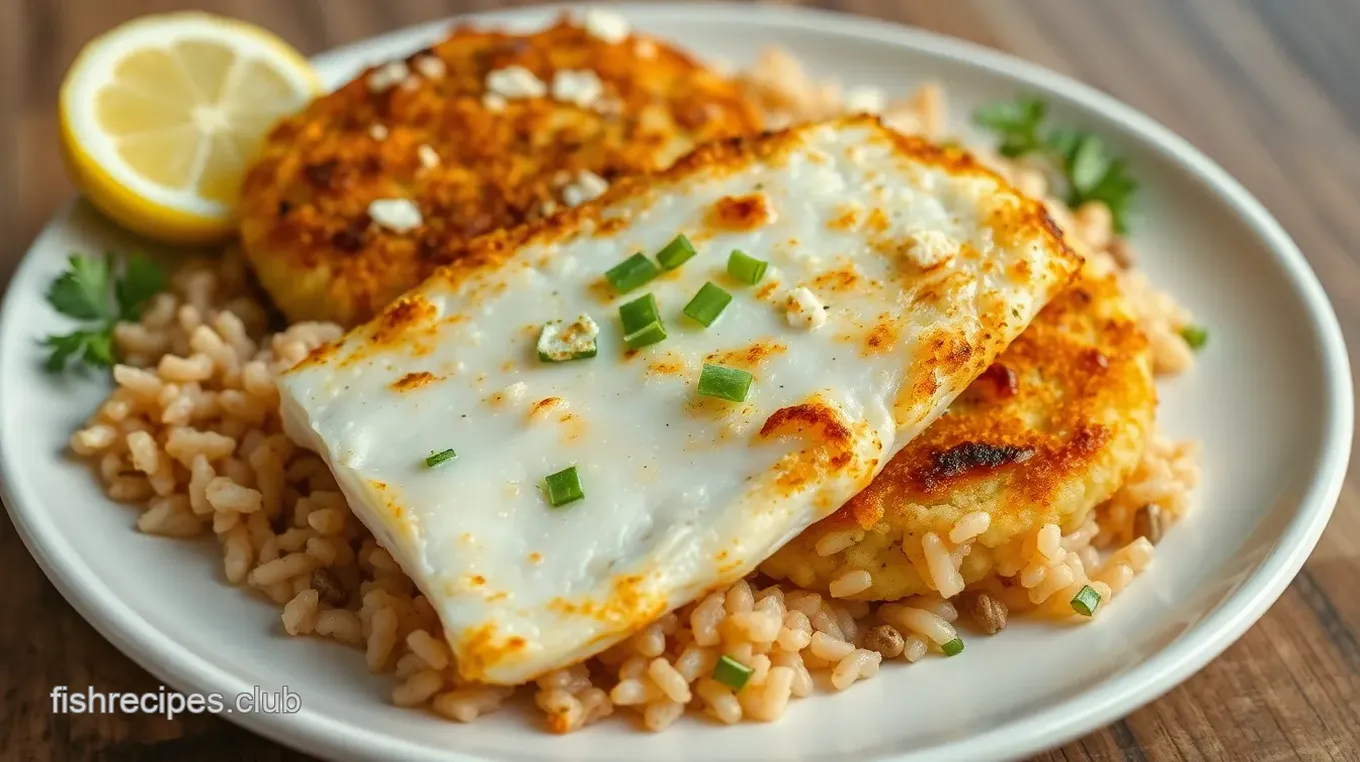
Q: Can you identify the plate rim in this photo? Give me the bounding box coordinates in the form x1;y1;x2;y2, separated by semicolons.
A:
1;3;1352;761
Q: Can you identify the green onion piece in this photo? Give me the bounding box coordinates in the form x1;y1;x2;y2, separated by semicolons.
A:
424;449;457;468
619;294;667;349
940;637;965;657
1070;585;1101;617
656;234;698;270
623;321;667;349
1180;324;1208;351
712;654;754;691
698;363;753;403
682;282;732;327
605;253;659;293
544;466;585;507
619;293;660;331
726;250;767;285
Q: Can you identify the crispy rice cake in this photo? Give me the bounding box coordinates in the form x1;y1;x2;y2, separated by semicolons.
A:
760;261;1155;600
239;18;761;326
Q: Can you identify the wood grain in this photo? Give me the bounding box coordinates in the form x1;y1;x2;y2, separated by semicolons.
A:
2;1;1357;760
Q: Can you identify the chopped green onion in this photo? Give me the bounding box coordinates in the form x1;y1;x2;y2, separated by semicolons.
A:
619;294;667;349
656;234;698;270
1070;585;1101;617
544;466;585;507
424;449;457;468
623;321;666;349
605;253;659;293
698;363;753;403
682;282;732;327
1180;324;1208;351
940;637;965;657
619;293;660;330
712;654;754;691
726;250;767;285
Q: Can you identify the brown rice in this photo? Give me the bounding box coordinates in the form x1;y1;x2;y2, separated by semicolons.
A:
67;47;1204;733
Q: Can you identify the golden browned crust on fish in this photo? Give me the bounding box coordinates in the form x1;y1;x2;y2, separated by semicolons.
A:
239;18;761;326
759;265;1155;600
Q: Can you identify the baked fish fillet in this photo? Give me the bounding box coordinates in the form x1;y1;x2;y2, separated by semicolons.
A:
277;117;1079;684
239;15;760;327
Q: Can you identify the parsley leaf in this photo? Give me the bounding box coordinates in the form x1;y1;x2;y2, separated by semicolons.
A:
46;255;112;321
975;97;1047;158
974;96;1139;233
42;331;92;373
40;252;164;373
115;253;166;321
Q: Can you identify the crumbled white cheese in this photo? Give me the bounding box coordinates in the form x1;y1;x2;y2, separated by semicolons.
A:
504;381;528;402
845;85;888;115
367;61;410;93
486;66;547;100
539;200;559;218
537;315;600;361
904;230;960;268
552;69;605;109
583;8;630;43
414;55;447;80
367;198;423;234
634;39;657;59
785;287;827;329
417;144;441;170
483;93;508;112
369;124;389;141
562;170;610;208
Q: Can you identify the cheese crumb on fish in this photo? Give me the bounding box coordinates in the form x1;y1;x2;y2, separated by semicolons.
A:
414;55;446;80
486;66;547;100
904;230;960;268
785;287;827;329
366;199;422;233
552;69;605;109
561;170;610;208
583;8;630;43
417;145;440;171
367;61;410;93
278;117;1078;684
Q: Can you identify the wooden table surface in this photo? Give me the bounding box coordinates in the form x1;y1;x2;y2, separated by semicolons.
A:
2;0;1358;759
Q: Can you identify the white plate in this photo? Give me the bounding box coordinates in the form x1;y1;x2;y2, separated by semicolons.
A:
1;4;1351;761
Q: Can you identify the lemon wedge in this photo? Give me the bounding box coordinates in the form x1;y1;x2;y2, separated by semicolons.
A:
59;12;321;245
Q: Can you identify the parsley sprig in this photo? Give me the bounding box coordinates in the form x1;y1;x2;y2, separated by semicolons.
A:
974;96;1138;233
42;253;164;372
